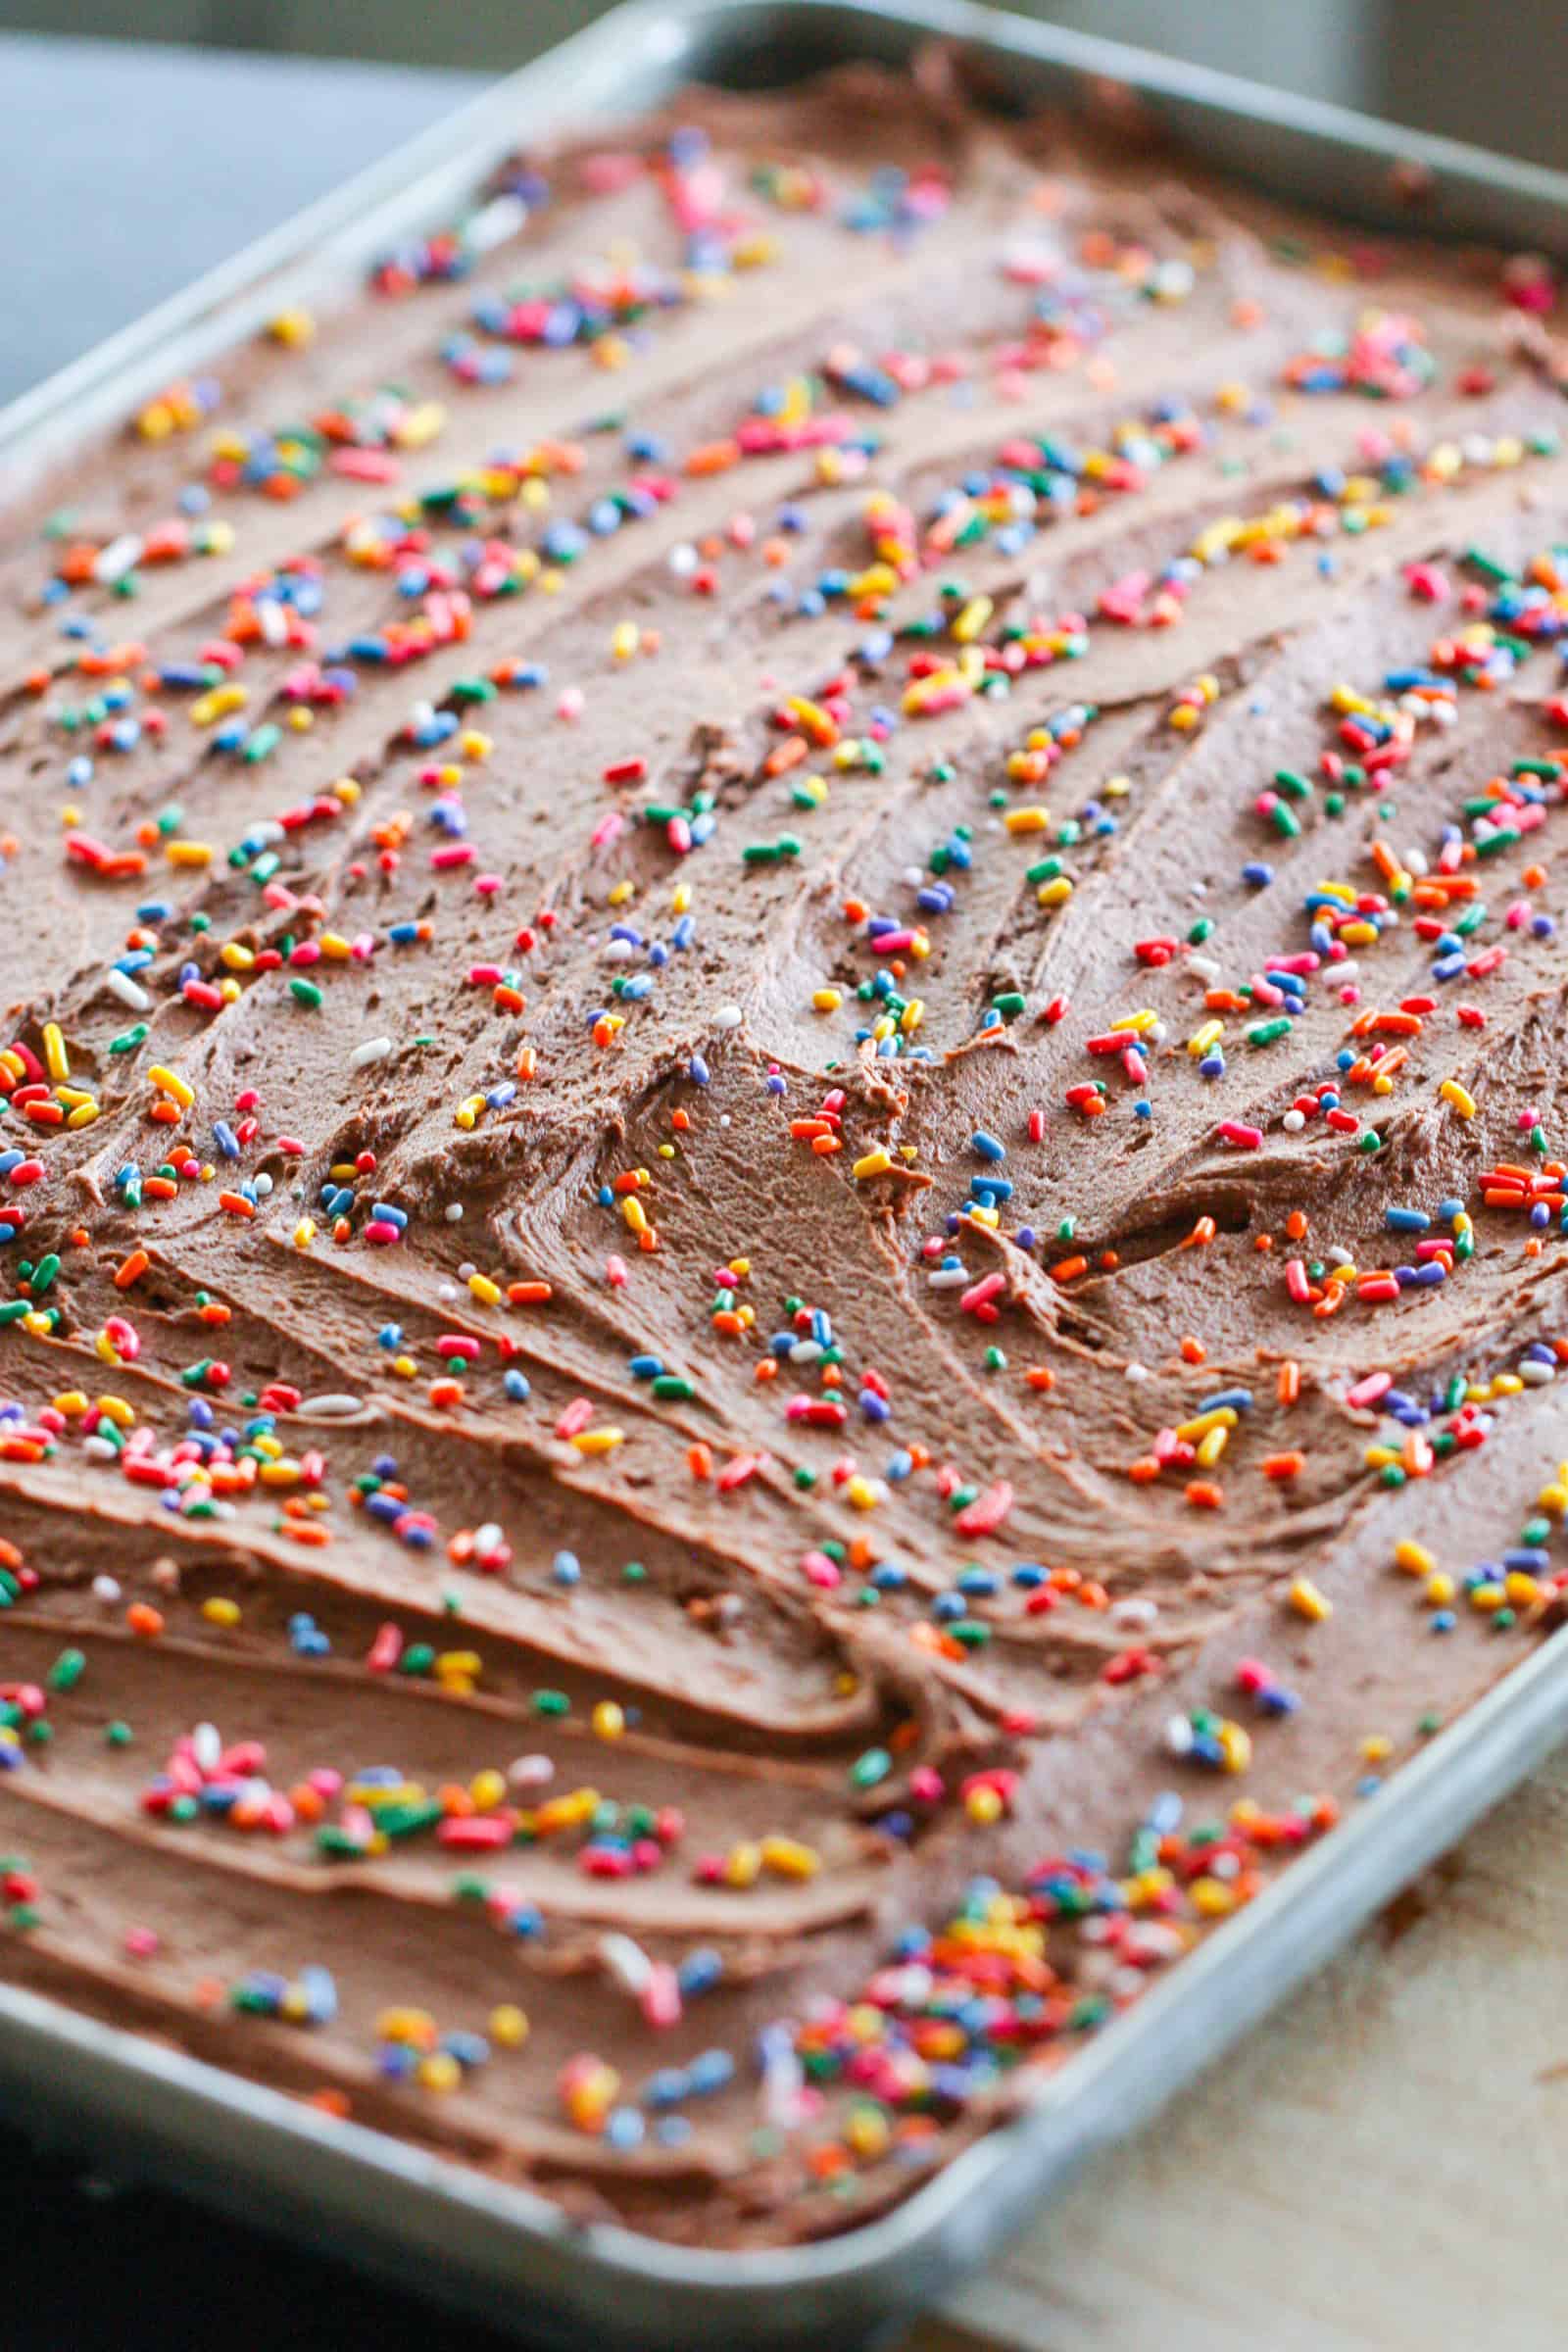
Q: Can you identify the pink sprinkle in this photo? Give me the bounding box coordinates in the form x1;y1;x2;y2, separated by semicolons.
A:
1346;1371;1394;1409
1216;1120;1263;1150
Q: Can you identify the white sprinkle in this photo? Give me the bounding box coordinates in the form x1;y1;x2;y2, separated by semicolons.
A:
192;1722;221;1772
1326;1245;1354;1268
444;1202;464;1223
1125;1361;1151;1383
474;1522;504;1552
467;191;528;253
253;1172;272;1199
1520;1359;1554;1386
94;533;143;584
107;967;152;1011
1283;1107;1306;1132
1110;1595;1159;1630
349;1036;393;1071
598;1932;653;1996
259;598;288;648
1186;954;1220;983
298;1394;366;1416
458;1261;477;1282
713;1004;743;1030
926;1268;969;1290
92;1574;122;1603
508;1754;555;1790
1164;1714;1195;1758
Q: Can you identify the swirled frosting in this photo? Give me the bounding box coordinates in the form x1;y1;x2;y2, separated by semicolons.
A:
3;54;1568;2247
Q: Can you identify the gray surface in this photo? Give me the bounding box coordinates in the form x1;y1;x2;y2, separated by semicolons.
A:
0;31;486;404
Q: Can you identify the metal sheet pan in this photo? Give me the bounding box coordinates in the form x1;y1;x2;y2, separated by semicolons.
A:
6;4;1568;2342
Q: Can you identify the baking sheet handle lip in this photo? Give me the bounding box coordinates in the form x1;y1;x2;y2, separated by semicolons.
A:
7;1617;1568;2324
681;0;1568;208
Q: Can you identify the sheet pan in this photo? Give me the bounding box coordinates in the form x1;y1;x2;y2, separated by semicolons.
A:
6;4;1568;2342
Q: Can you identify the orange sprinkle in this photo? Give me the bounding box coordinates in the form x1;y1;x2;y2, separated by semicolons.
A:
1025;1366;1055;1391
687;1443;712;1481
1185;1480;1224;1509
125;1603;165;1639
114;1250;150;1289
1261;1451;1305;1480
1180;1337;1206;1363
1277;1359;1301;1406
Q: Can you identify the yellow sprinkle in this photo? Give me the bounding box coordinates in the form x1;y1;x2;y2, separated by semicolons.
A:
292;1219;316;1250
852;1149;893;1181
1426;1572;1456;1606
1036;875;1073;907
148;1064;194;1108
591;1701;625;1740
1505;1571;1542;1608
846;2106;891;2160
166;841;213;868
469;1769;508;1811
67;1102;100;1130
417;2053;462;2094
1440;1079;1476;1118
1287;1576;1332;1622
489;2004;529;2048
1176;1406;1238;1441
190;683;247;728
1195;1423;1229;1469
760;1836;820;1880
1003;807;1051;834
620;1196;649;1235
721;1841;762;1888
467;1273;502;1307
94;1396;135;1427
571;1427;624;1456
268;307;315;347
951;594;993;644
1469;1582;1505;1613
51;1392;89;1417
1394;1539;1436;1576
392;1354;417;1379
812;988;843;1012
41;1022;69;1080
202;1597;241;1629
394;402;446;450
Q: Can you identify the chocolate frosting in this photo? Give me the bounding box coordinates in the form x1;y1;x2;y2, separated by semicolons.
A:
2;58;1567;2245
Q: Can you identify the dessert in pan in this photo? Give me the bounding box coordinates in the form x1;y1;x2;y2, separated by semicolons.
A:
3;48;1568;2248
